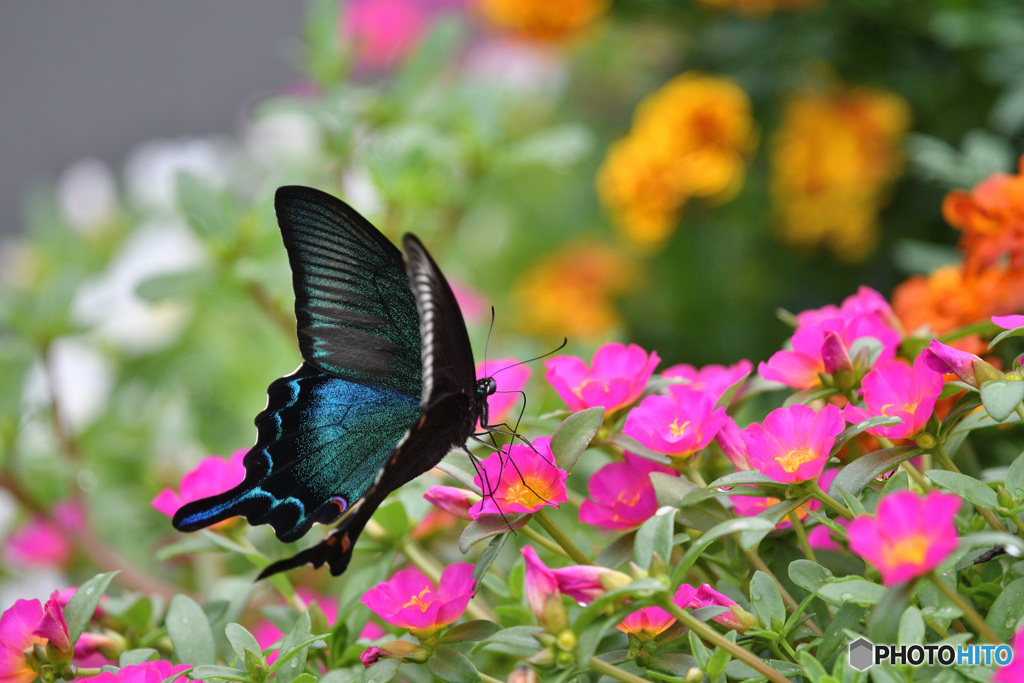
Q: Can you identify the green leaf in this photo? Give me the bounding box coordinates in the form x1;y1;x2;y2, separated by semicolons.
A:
788;560;833;593
360;658;401;682
749;571;786;629
980;379;1024;422
187;665;249;681
798;651;830;683
725;659;802;679
986;576;1024;641
898;606;926;646
868;580;915;644
472;625;543;655
391;17;465;101
550;406;604;473
119;649;158;667
426;646;480;683
166;595;216;666
830;416;904;455
926;470;998;509
633;506;676;570
64;571;118;642
594;530;636;569
494;124;593;173
651;472;699;507
268;610;319;683
224;623;262;663
1006;450;1024;499
438;451;479;490
439;620;502;644
819;602;868;663
472;533;508;584
815;578;886;606
703;470;786;492
459;513;528;553
136;269;212;303
671;517;774;585
828;446;922;499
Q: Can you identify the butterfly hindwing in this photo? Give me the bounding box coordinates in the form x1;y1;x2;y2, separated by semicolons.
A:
174;364;422;541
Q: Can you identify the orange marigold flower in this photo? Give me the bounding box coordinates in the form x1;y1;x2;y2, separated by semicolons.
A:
476;0;608;42
597;73;756;249
892;264;1024;352
770;86;911;261
512;240;637;339
941;154;1024;274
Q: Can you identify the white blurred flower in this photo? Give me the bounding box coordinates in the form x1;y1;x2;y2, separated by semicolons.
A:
72;219;206;353
244;109;323;169
124;137;234;210
341;164;385;217
57;158;119;234
23;337;114;433
462;39;568;97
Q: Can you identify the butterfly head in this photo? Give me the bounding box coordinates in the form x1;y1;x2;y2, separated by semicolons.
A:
476;376;498;427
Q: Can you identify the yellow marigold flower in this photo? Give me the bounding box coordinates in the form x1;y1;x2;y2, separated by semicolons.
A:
770;86;911;261
476;0;608;42
597;73;756;249
512;241;637;339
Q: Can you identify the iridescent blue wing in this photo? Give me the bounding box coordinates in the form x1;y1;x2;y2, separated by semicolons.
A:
174;365;422;541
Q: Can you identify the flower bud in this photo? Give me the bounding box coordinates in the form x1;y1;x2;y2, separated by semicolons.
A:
527;647;556;668
821;330;853;375
423;486;479;521
506;665;539;683
997;485;1016;510
542;594;569;633
556;629;577;652
685;667;704;682
599;570;633;593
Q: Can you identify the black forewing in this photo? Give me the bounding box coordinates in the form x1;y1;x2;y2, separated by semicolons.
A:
275;186;422;396
402;233;477;405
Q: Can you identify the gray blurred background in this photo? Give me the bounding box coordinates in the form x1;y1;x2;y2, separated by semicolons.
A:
0;1;306;236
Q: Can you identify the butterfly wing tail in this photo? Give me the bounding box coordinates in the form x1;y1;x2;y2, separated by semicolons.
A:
256;498;377;579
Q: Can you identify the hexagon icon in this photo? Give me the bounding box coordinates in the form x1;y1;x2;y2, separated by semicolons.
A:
848;638;874;671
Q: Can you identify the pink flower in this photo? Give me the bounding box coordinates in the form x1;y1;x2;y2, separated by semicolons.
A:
795;286;900;328
423;485;478;521
6;502;84;568
342;0;461;70
847;491;961;586
920;340;994;389
993;314;1024;330
993;626;1024;683
88;660;191;683
715;417;751;470
33;592;71;661
742;404;845;483
844;356;944;439
152;449;247;517
477;357;532;428
579;452;677;530
615;584;698;642
687;585;756;633
820;330;853;374
545;343;659;413
360;646;383;668
361;563;476;636
520;546;624;619
0;599;45;683
661;360;752;403
468;437;567;518
623;388;729;457
807;518;850;552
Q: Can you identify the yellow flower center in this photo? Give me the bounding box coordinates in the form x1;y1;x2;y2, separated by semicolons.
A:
883;533;931;568
880;402;915;417
402;587;434;613
506;481;545;508
777;447;817;473
669;419;690;438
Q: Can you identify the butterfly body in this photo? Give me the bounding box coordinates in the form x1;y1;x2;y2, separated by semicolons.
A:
173;186;493;577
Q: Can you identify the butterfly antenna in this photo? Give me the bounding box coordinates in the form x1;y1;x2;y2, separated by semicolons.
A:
482;306;496;377
489;337;569;380
462;443;516;531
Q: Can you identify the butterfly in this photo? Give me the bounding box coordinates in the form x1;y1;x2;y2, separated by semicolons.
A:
173;185;499;578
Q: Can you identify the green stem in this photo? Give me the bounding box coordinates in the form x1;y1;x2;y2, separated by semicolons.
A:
788;511;817;564
686;467;708;488
658;598;790;683
534;509;594;565
1007;513;1024;536
811;484;855;520
1015;405;1024;424
740;545;823;637
901;460;932;491
927;573;999;644
521;524;573;560
931;443;960;473
588;656;653;683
